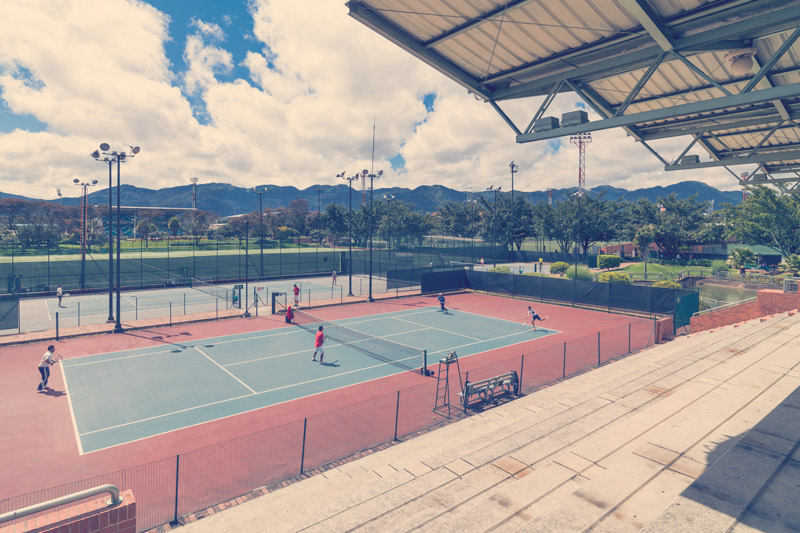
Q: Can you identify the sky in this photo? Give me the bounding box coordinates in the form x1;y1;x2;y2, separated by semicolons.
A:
0;0;740;201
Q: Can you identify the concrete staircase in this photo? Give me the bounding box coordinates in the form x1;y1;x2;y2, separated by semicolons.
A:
179;311;800;533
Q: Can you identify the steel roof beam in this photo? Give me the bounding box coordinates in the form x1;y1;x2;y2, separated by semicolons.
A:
664;149;800;170
639;111;789;140
346;1;491;98
421;0;536;48
516;84;800;142
620;0;675;51
493;4;800;100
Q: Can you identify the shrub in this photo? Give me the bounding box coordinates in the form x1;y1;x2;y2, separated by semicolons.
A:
489;265;511;273
652;280;682;289
549;261;570;276
597;271;632;284
565;266;593;281
710;260;727;274
597;255;622;270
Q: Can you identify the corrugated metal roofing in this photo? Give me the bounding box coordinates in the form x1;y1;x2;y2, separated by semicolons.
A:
348;0;800;184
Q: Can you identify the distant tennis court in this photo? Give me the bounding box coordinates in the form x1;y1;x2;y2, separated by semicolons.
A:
63;306;558;453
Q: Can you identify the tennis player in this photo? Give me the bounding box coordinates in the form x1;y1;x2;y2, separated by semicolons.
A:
37;345;58;391
56;285;63;307
525;305;548;331
293;283;300;307
331;270;337;286
285;305;294;324
438;293;448;314
312;325;326;364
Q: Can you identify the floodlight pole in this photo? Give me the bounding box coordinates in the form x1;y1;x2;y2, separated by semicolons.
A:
338;172;357;296
91;154;115;321
92;143;140;333
244;220;250;317
73;179;98;290
509;161;519;261
253;187;267;278
487;185;500;267
366;169;383;302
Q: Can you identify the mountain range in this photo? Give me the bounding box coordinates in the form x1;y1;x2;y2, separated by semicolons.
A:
2;180;743;215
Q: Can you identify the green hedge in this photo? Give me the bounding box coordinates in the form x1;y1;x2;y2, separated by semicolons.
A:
565;266;593;281
597;255;622;270
550;261;570;276
652;280;681;289
597;271;632;284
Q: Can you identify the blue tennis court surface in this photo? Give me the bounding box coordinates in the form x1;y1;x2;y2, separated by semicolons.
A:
63;307;558;453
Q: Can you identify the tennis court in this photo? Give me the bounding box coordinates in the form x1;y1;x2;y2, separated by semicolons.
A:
11;278;344;333
64;305;558;453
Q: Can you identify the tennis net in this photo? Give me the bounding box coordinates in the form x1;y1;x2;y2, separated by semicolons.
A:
190;278;229;302
292;309;426;373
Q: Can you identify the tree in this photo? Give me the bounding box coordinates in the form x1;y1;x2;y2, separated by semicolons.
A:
726;186;800;257
780;254;800;275
137;220;152;247
322;203;348;246
728;247;756;269
634;224;655;280
168;216;181;236
651;193;712;258
288;199;309;236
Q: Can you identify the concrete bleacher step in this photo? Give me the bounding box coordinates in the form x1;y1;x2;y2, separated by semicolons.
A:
180;312;800;533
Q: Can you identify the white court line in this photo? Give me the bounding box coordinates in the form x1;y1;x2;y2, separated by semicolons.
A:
66;348;183;368
44;300;52;321
194;347;256;394
79;357;392;437
123;295;137;306
61;363;84;455
393;315;483;342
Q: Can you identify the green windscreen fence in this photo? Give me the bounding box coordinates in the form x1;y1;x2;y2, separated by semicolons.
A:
420;270;699;319
0;294;20;330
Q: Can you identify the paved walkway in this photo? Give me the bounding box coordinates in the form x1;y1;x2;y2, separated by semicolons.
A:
173;310;800;532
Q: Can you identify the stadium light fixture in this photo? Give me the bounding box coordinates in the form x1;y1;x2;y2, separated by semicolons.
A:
92;143;140;333
339;171;358;297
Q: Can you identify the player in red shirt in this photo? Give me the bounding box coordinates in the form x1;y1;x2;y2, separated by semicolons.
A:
293;283;300;307
312;325;326;364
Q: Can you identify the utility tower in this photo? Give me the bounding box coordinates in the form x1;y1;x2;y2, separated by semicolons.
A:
740;172;750;202
190;177;199;208
569;133;592;191
546;188;555;205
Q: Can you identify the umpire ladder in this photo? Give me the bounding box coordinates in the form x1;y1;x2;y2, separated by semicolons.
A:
433;351;463;419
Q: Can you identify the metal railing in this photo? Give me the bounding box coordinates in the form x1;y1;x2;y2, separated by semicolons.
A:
0;484;122;525
693;297;757;317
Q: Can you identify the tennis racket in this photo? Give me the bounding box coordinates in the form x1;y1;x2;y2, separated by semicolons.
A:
53;354;63;364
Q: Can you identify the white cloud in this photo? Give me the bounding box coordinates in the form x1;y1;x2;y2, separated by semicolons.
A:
0;0;741;202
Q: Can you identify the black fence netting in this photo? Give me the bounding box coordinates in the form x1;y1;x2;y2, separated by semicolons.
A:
422;270;699;318
0;293;19;330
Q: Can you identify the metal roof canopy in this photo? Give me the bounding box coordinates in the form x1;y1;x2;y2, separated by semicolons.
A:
348;0;800;190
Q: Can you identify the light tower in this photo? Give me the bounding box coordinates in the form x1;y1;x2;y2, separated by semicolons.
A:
569;132;592;191
546;188;554;206
570;132;591;279
190;177;199;209
740;172;750;202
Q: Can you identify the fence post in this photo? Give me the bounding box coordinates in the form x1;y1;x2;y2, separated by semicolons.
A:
300;417;308;475
172;454;180;524
519;354;525;392
308;289;311;309
184;293;186;315
628;323;631;353
77;302;80;327
562;342;566;378
597;331;601;365
56;312;59;341
170;302;172;326
216;299;218;320
135;296;138;321
394;390;400;441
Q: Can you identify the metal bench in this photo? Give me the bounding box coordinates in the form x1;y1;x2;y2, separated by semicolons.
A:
458;370;519;411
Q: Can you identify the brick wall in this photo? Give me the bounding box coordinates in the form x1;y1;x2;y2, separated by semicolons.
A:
0;489;136;533
655;315;674;344
689;289;800;333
